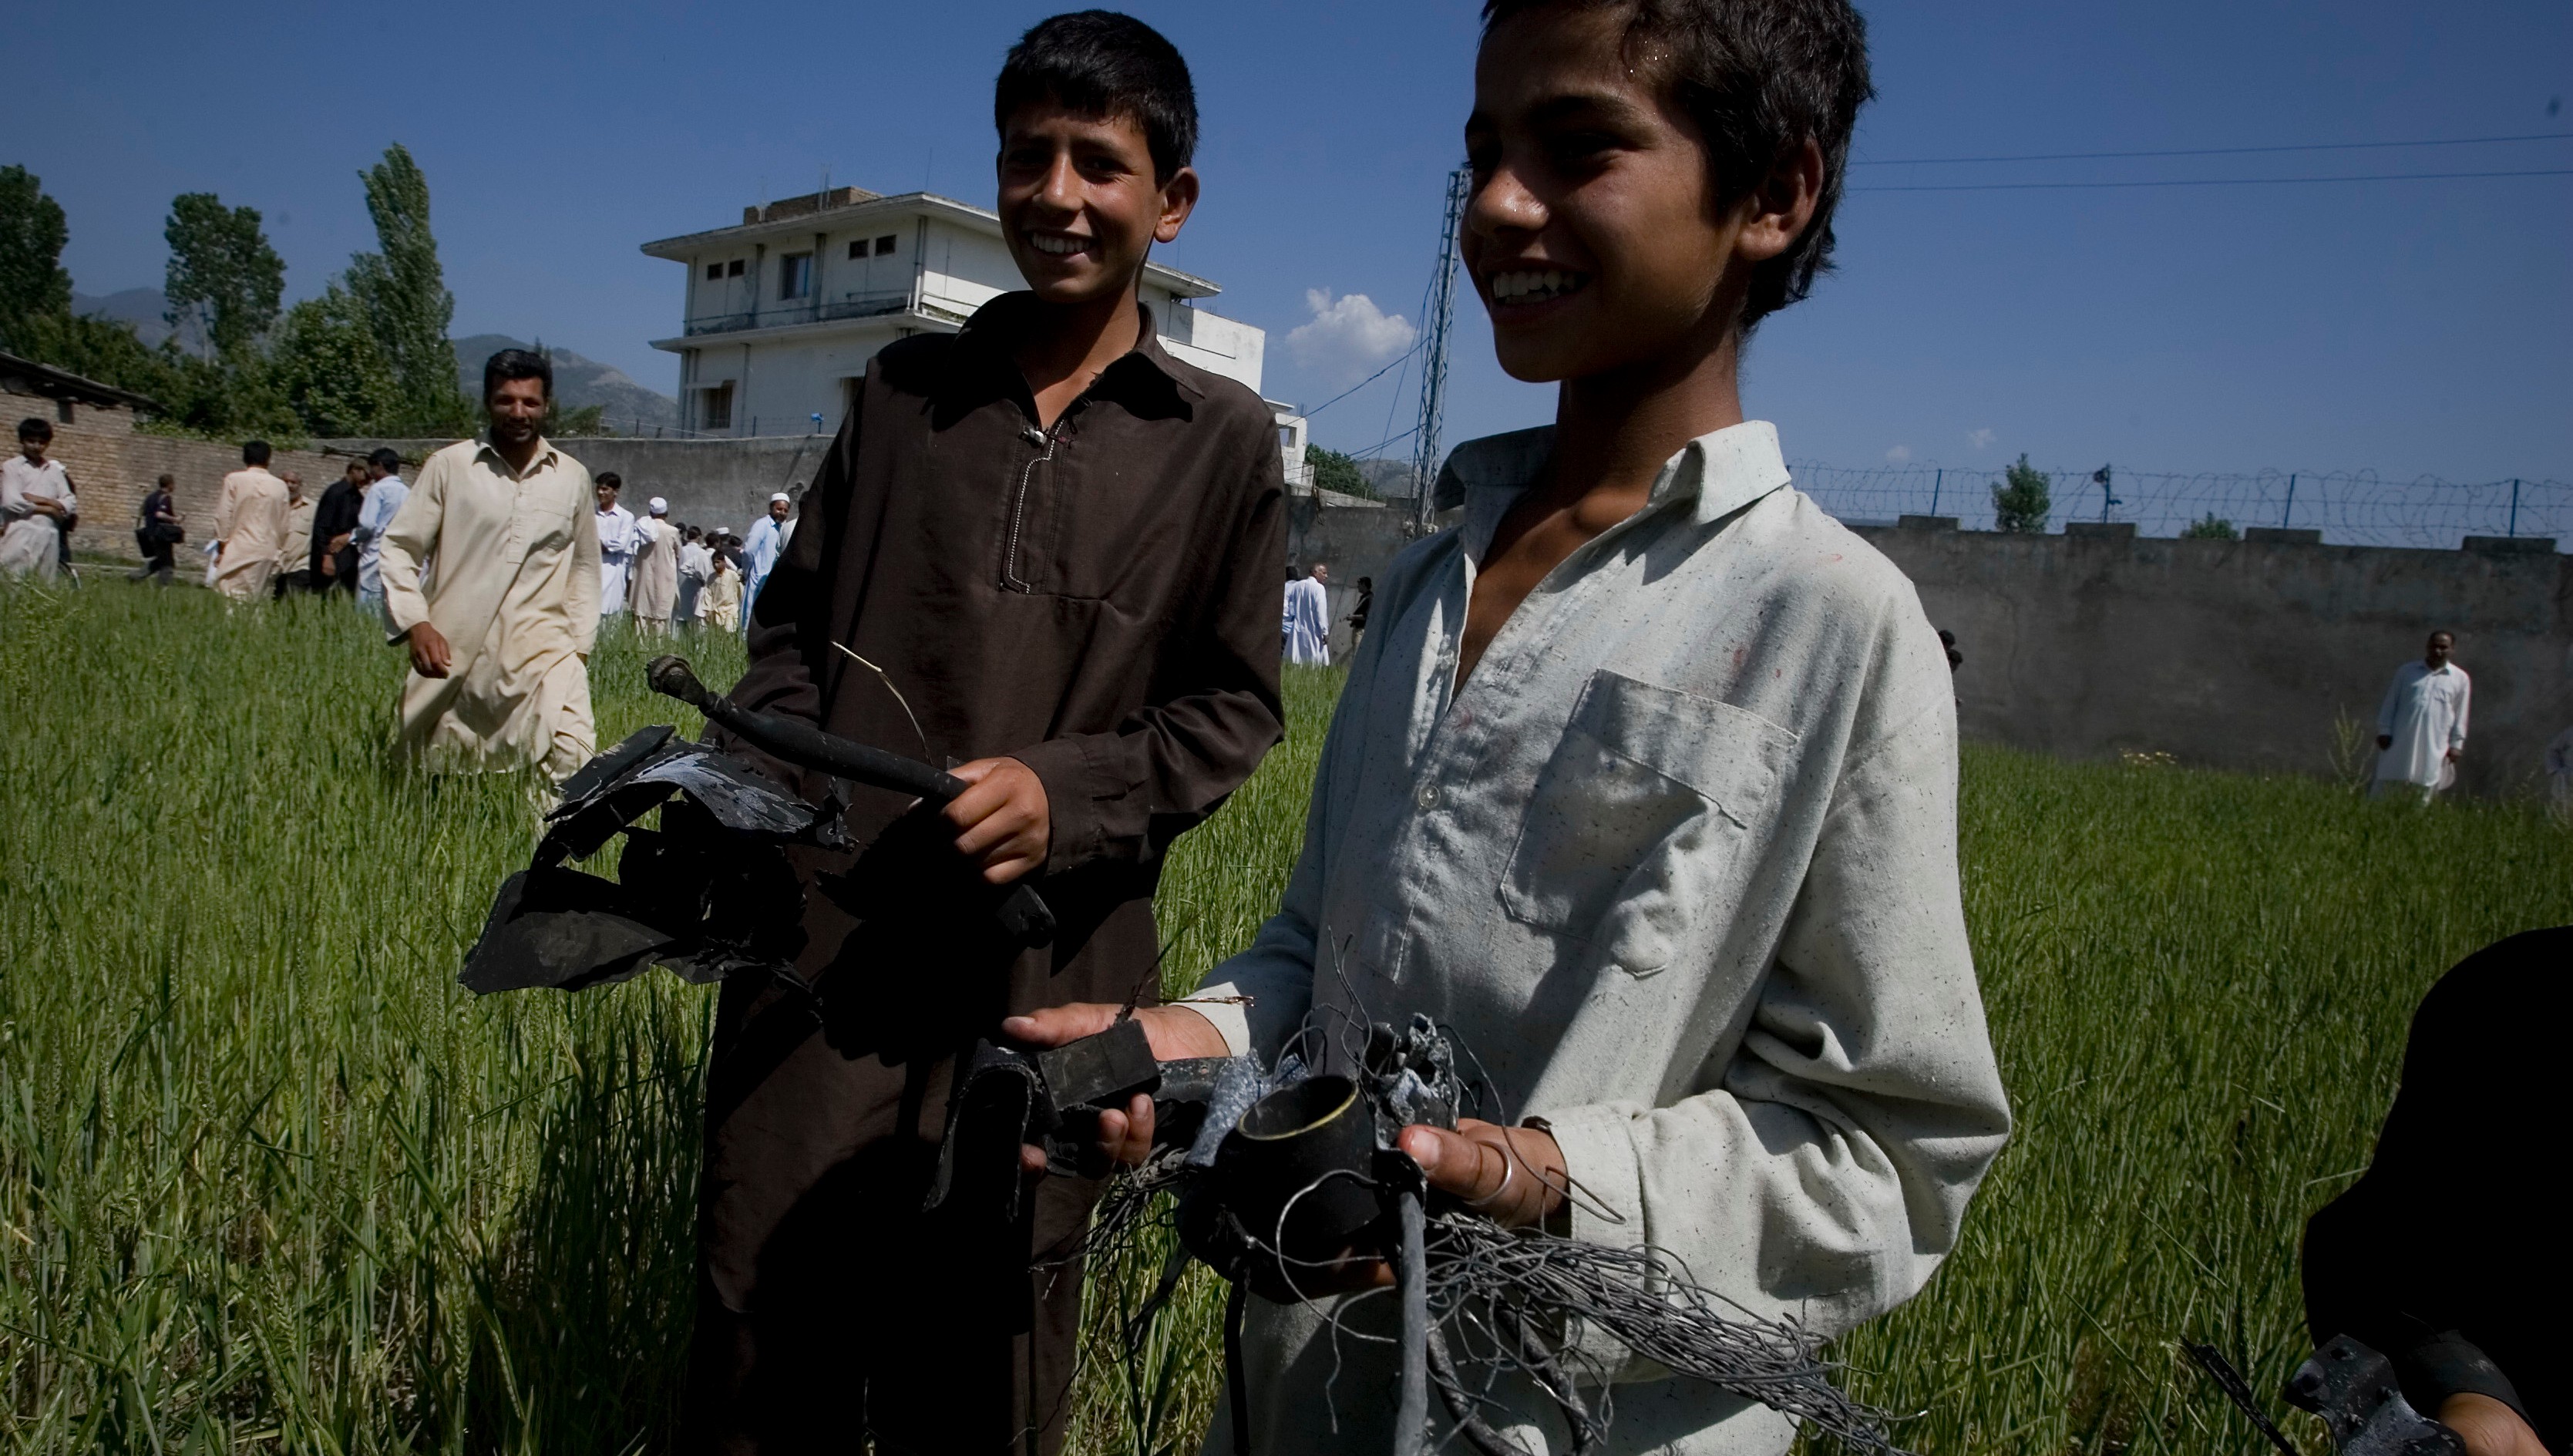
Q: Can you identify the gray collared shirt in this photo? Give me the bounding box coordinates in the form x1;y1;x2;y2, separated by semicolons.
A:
1206;421;2011;1455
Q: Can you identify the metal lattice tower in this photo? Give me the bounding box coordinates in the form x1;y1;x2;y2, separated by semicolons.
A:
1409;165;1472;537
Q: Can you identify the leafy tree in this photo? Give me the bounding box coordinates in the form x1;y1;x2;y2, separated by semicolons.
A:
163;193;285;359
1991;454;2052;534
0;164;73;352
2181;512;2239;540
269;286;399;439
346;145;473;436
1305;442;1378;499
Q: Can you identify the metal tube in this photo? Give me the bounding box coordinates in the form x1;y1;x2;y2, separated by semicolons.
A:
1394;1189;1430;1456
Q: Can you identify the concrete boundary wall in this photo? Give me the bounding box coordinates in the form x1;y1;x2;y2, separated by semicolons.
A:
32;405;342;564
1855;523;2571;796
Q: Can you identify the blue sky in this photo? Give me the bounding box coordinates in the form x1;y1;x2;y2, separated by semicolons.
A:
7;0;2567;484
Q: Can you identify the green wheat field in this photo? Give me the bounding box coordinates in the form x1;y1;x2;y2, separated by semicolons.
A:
3;579;2566;1454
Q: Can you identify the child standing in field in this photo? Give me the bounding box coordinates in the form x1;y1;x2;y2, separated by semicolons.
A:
684;13;1286;1454
1019;2;2011;1451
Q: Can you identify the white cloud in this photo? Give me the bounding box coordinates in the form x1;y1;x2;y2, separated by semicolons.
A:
1285;289;1417;385
1885;445;1913;463
1967;428;1996;450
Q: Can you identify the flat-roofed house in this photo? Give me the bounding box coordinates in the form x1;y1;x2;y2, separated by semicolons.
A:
644;186;1307;487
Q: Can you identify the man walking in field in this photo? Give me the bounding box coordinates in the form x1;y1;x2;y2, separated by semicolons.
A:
212;441;290;602
2373;630;2469;802
1282;560;1330;664
377;349;600;782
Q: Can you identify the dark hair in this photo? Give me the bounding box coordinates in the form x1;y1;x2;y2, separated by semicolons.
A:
995;11;1198;183
368;447;402;472
17;416;51;443
156;472;175;489
2429;629;2455;644
483;348;553;402
243;439;272;466
596;472;621;492
1480;0;1873;331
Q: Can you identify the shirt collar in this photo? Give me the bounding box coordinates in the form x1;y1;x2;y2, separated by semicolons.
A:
947;291;1202;411
1438;420;1792;562
475;437;559;481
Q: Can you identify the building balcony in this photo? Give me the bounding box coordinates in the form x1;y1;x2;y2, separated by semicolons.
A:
681;290;915;338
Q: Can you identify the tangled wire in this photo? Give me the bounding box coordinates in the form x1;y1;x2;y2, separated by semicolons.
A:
1073;1010;1911;1456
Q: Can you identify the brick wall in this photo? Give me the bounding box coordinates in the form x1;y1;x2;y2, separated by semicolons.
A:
8;392;350;563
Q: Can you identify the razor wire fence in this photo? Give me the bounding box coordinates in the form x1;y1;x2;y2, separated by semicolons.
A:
1788;462;2572;551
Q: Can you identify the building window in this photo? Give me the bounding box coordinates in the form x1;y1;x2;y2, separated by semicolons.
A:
725;258;745;277
56;399;75;424
700;382;734;431
874;234;897;256
848;239;866;261
705;263;722;281
779;252;812;301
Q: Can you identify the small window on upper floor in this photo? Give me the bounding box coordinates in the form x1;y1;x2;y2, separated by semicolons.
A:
848;240;866;261
705;263;722;281
874;234;896;256
725;258;745;277
780;253;812;301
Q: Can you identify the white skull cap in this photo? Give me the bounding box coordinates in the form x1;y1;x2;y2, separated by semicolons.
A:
648;497;668;514
770;492;792;504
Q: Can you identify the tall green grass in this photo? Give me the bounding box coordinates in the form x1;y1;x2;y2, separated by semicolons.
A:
2;579;2567;1454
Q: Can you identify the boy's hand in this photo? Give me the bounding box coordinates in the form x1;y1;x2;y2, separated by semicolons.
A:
1233;1119;1572;1301
945;756;1051;884
1004;1001;1233;1172
2439;1394;2547;1456
405;622;452;678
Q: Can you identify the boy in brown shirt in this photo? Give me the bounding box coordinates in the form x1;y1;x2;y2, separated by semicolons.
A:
683;14;1286;1454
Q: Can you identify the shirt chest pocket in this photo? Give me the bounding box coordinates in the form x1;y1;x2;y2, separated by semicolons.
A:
1499;670;1796;975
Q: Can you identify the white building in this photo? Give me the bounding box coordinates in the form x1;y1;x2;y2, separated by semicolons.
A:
644;186;1308;486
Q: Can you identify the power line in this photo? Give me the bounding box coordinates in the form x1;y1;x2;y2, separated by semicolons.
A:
1300;340;1421;421
1852;166;2573;193
1851;130;2573;166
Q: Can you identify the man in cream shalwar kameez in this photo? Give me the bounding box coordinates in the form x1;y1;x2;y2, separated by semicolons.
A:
627;496;680;634
213;448;291;602
378;432;600;783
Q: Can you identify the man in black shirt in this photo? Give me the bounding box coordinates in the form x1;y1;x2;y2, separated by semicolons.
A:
2302;926;2568;1456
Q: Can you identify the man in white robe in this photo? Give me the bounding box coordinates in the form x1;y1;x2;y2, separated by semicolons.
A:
1;416;75;580
378;349;600;784
2373;630;2470;802
628;496;681;634
1281;560;1330;665
212;441;291;602
594;472;637;618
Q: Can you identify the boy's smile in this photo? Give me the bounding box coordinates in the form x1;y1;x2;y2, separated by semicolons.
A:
995;102;1198;308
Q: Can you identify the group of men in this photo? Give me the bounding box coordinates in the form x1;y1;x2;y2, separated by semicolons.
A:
202;442;411;609
590;479;793;634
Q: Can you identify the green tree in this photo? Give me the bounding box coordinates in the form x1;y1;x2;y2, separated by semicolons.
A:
163;192;285;359
1991;454;2052;534
0;164;73;351
1304;443;1377;499
347;145;473;435
2180;512;2239;540
269;286;399;439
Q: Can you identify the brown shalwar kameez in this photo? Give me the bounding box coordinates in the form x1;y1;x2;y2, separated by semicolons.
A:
684;293;1285;1456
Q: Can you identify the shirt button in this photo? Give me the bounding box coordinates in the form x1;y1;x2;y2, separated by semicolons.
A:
1416;784;1438;810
